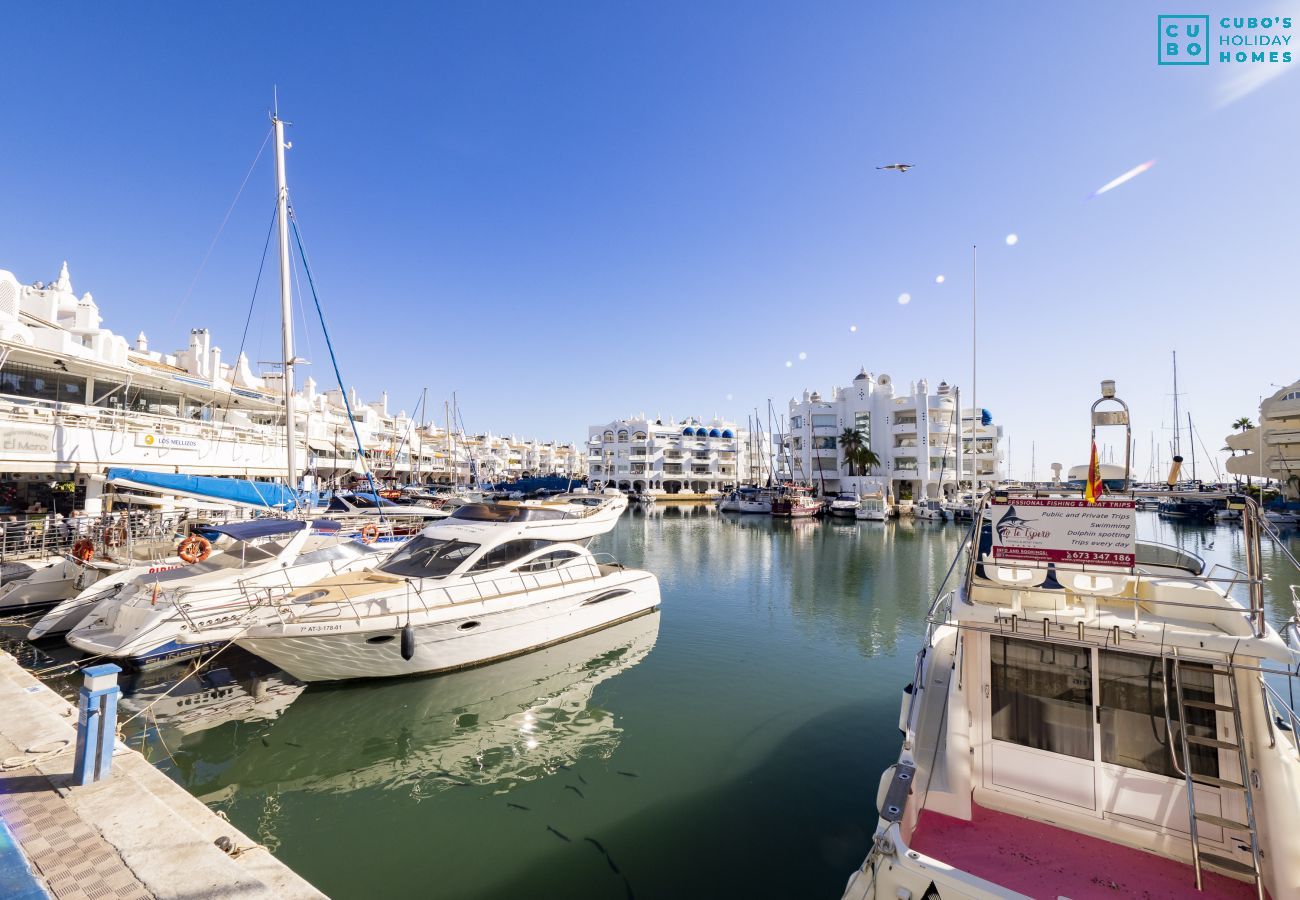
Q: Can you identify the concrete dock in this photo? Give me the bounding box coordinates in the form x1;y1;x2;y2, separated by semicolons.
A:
0;650;325;900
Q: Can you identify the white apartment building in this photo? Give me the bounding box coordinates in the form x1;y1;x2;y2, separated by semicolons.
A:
586;415;767;496
1225;378;1300;495
0;262;579;512
779;369;1005;501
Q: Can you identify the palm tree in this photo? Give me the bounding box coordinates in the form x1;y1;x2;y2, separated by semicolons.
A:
839;428;865;476
1232;417;1257;488
856;447;882;475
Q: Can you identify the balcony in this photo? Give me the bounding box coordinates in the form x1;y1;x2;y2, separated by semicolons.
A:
892;422;918;434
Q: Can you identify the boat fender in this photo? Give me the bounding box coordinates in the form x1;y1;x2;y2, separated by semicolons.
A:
400;623;415;660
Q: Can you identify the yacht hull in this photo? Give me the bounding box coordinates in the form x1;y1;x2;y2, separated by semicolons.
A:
237;570;661;682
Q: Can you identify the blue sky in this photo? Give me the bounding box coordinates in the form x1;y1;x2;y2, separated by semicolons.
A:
2;1;1296;478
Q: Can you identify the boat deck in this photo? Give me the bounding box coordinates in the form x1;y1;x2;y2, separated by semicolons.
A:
910;803;1260;899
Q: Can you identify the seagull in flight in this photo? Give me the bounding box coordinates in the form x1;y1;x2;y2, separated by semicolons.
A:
877;163;914;173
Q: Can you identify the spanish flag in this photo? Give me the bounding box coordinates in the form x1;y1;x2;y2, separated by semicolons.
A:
1084;441;1103;505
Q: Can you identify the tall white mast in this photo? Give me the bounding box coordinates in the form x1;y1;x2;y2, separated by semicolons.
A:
970;245;978;491
274;110;298;495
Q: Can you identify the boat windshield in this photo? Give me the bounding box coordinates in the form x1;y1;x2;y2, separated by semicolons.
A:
450;504;571;522
378;537;481;578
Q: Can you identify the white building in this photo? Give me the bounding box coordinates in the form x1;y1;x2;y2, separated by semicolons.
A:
586;415;768;496
1225;378;1300;495
0;262;580;512
779;369;1005;501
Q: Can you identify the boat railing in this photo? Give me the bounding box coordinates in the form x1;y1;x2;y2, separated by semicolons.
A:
1259;677;1300;754
256;556;609;624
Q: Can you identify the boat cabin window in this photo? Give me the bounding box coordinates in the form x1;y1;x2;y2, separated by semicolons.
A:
450;504;569;522
468;539;553;573
378;537;480;578
515;549;581;573
991;636;1093;760
1099;651;1218;778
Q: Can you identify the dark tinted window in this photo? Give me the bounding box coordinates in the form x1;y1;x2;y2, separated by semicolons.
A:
468;539;552;573
379;537;480;577
516;550;581;573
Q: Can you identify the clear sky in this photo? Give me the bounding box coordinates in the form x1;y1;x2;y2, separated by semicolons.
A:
2;1;1296;479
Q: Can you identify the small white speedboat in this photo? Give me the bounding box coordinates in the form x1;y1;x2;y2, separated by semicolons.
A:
829;492;861;517
64;519;385;667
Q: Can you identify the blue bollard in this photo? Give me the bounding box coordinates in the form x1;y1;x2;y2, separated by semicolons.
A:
72;664;122;786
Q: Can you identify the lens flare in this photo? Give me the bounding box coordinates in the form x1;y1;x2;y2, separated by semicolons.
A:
849;324;858;332
1005;234;1019;246
935;275;945;284
898;293;911;305
798;351;807;361
785;360;793;368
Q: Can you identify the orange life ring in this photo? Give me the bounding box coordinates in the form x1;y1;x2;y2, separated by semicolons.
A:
102;524;128;548
71;539;95;564
360;523;379;544
177;534;212;564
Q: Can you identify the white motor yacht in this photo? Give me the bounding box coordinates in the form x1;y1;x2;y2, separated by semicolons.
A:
62;519;385;666
855;494;888;522
233;502;658;682
843;382;1300;900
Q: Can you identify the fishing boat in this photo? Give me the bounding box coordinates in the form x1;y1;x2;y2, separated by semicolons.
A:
829;492;862;517
855;494;888;522
231;500;659;682
771;486;823;518
842;381;1300;900
60;519;385;666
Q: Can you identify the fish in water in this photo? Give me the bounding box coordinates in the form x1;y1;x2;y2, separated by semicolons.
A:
616;771;639;778
565;785;585;799
584;837;621;875
506;802;531;812
577;773;588;786
546;825;571;843
260;737;270;748
285;741;303;748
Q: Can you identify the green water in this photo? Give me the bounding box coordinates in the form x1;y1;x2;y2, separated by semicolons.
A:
86;512;1300;898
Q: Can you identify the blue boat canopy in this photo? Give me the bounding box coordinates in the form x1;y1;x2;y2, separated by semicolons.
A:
202;519;340;541
106;468;298;511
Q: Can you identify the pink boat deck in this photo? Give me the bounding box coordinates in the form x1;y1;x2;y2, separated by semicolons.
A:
910;803;1261;899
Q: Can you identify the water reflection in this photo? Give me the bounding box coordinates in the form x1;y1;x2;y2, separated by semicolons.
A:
132;612;660;806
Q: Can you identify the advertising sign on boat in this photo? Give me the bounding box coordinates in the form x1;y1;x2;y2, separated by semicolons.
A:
989;497;1136;567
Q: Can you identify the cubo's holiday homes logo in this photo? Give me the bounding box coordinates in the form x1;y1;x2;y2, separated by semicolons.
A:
1159;14;1294;65
1159;15;1209;64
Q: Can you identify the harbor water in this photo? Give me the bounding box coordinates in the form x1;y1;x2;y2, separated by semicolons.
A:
6;508;1299;899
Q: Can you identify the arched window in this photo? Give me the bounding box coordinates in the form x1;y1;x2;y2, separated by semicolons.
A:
603;431;615;442
721;429;734;438
682;427;695;436
708;428;721;438
632;431;647;441
617;429;629;442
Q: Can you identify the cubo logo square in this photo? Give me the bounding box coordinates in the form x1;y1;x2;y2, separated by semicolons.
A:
1159;15;1210;64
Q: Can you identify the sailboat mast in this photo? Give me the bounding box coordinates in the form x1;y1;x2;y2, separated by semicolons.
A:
1188;412;1197;482
273;112;298;495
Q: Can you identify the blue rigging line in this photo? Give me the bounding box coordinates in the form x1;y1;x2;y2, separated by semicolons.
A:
287;211;384;519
